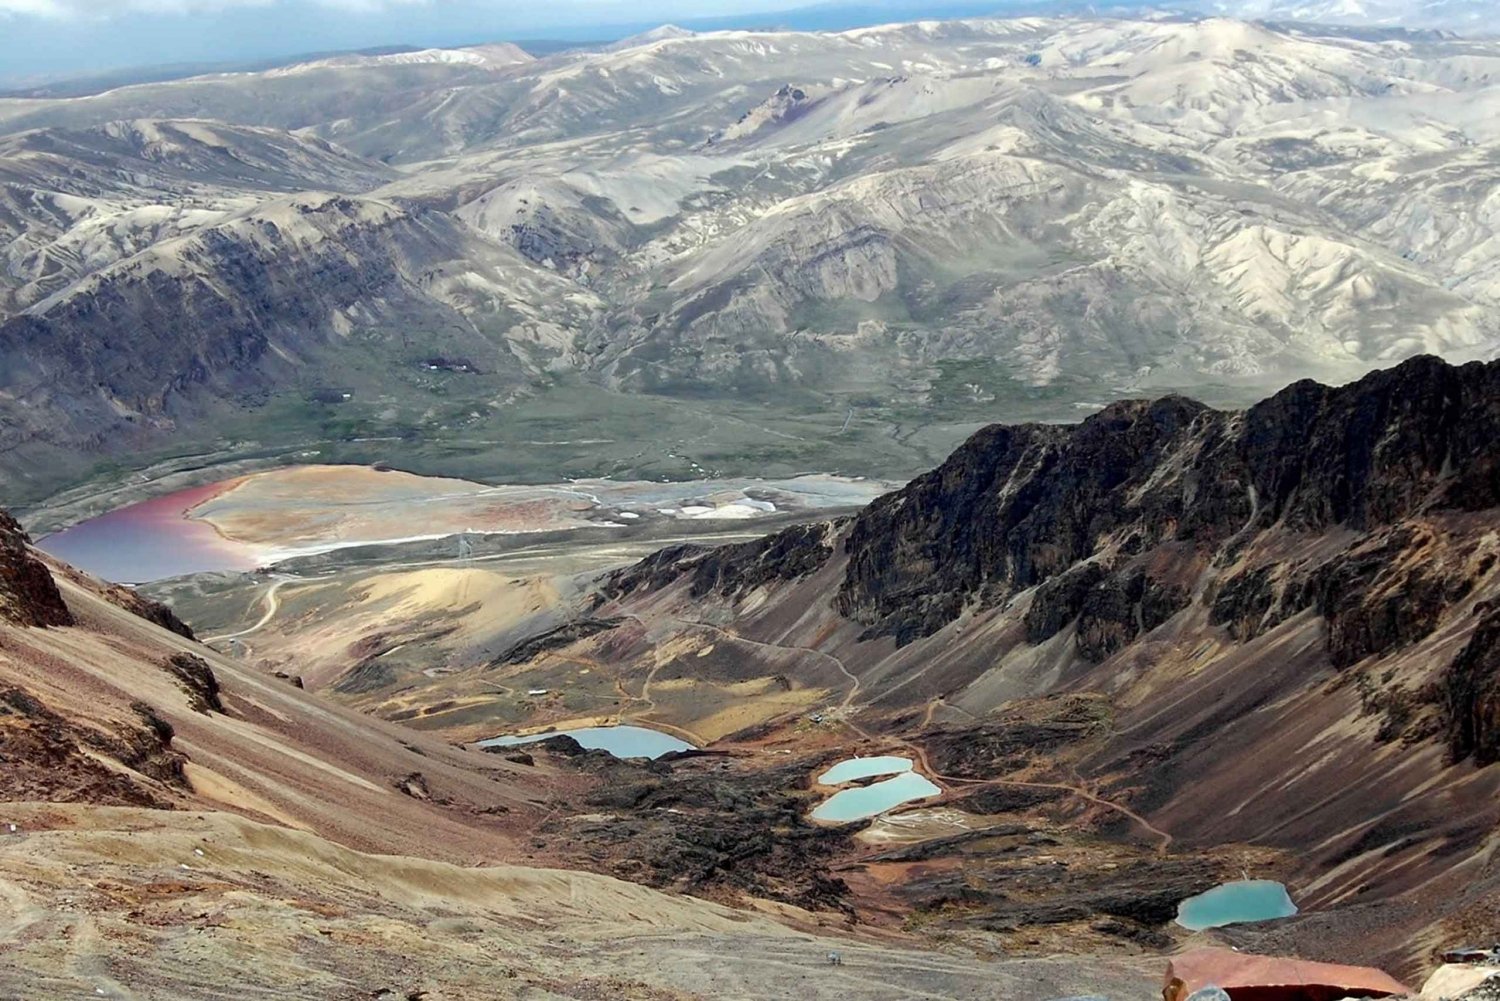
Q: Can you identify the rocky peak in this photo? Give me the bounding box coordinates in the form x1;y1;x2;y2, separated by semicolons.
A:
1240;354;1500;532
835;393;1225;643
836;356;1500;645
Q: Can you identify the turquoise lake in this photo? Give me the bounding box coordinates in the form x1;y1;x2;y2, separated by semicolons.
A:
1175;880;1298;930
818;756;914;785
811;772;942;822
477;725;694;759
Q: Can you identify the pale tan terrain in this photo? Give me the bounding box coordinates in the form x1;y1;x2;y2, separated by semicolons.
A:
0;536;1162;1000
0;806;1160;1001
186;465;891;562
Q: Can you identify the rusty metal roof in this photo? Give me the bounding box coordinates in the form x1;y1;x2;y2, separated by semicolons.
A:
1165;948;1410;1000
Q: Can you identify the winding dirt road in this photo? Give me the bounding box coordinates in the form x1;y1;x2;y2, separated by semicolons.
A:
657;615;1173;855
203;576;299;644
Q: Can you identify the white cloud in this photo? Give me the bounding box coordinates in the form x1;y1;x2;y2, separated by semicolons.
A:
0;0;427;15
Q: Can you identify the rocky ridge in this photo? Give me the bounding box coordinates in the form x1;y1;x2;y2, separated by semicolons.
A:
591;356;1500;974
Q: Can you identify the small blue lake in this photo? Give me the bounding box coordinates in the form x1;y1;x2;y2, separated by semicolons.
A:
811;772;942;822
818;755;914;785
1175;880;1298;931
477;725;694;760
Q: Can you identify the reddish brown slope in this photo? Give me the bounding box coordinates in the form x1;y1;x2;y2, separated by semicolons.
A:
0;512;554;863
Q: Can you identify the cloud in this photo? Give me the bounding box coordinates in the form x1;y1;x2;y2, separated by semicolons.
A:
0;0;427;15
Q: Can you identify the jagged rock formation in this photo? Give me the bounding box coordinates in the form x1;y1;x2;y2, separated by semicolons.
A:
594;356;1500;974
0;510;72;627
0;686;185;807
837;356;1500;648
1444;605;1500;765
99;582;197;639
603;520;847;602
162;652;224;715
489;617;624;667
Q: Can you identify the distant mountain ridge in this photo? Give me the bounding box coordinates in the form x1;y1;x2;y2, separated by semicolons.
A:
4;14;1500;505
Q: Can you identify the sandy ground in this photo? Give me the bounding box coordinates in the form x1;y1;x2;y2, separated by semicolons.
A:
0;804;1161;1001
188;465;893;559
0;541;1163;999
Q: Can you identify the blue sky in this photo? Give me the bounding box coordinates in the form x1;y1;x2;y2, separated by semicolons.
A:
0;1;775;83
0;0;959;84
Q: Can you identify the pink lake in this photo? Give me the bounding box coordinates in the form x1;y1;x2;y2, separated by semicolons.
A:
37;480;261;584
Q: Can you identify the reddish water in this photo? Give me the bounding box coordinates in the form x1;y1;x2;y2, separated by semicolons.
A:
38;480;259;584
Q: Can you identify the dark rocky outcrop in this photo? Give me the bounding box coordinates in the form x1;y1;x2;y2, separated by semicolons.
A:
489;617;623;667
1444;605;1500;765
1310;525;1482;669
597;543;711;600
162;653;224;715
838;357;1500;646
1211;521;1492;668
1025;562;1191;662
1024;562;1108;645
837;395;1217;644
0;510;73;628
0;686;185;807
601;519;846;602
99;584;196;639
394;772;445;803
1236;355;1500;530
685;520;844;599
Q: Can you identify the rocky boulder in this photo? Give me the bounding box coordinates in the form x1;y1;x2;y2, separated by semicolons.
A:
0;510;72;628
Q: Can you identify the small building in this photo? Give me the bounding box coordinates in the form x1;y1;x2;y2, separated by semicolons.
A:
1164;948;1409;1001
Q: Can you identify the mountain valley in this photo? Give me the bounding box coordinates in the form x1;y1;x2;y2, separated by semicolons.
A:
92;355;1497;988
4;10;1500;999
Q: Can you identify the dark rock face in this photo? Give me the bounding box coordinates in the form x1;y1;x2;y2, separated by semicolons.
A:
1237;355;1500;530
489;617;623;667
1024;563;1107;645
1211;521;1487;668
0;685;185;807
1310;525;1478;669
99;584;196;639
686;520;844;599
1025;562;1190;662
597;543;711;601
837;396;1216;644
601;520;846;603
0;510;73;628
163;653;224;715
1444;606;1500;765
838;357;1500;646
